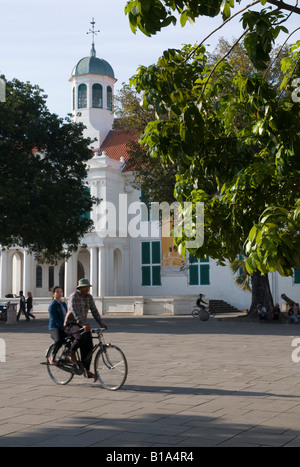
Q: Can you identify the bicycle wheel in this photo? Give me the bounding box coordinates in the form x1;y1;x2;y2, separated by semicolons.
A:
46;343;74;385
192;308;199;318
94;345;128;390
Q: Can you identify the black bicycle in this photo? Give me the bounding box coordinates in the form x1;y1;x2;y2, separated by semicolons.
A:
46;328;128;390
192;305;216;319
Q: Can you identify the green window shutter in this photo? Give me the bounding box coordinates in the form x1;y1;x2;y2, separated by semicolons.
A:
294;268;300;284
142;242;150;265
142;266;151;286
200;256;209;263
152;241;160;264
142;242;161;286
189;264;199;285
189;254;198;264
200;264;210;285
80;187;91;220
152;266;161;286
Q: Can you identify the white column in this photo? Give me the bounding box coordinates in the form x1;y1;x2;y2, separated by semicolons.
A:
64;253;77;297
89;246;98;296
98;247;107;297
108;247;114;296
6;253;12;296
0;250;8;298
88;81;92;109
23;250;32;294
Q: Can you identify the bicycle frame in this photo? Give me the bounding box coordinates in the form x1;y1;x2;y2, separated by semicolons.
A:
55;328;109;379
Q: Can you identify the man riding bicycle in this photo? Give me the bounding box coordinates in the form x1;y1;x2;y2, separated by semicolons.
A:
196;294;208;311
64;278;107;379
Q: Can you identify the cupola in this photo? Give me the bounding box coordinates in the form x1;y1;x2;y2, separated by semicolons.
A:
69;18;117;149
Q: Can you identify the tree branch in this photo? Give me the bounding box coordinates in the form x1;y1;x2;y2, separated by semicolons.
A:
198;28;249;103
263;25;300;81
267;0;300;15
275;0;299;24
185;0;260;63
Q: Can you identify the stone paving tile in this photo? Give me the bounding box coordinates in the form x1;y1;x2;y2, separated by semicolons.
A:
218;429;296;447
1;314;300;447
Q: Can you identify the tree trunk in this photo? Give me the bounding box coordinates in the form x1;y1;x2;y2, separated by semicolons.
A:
249;271;274;318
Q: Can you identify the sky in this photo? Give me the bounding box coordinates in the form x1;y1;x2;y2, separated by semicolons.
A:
1;0;299;118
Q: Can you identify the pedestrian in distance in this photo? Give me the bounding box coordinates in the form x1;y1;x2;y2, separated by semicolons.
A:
26;291;36;320
17;290;28;321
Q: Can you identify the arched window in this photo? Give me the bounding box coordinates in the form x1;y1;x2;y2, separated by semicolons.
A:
107;86;112;111
49;266;54;291
92;84;103;108
78;83;87;109
36;266;42;288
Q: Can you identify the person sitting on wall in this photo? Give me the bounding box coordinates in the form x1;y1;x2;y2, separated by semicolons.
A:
272;303;281;321
257;304;268;321
289;303;300;324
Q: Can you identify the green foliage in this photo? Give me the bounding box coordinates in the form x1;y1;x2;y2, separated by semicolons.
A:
0;77;96;263
113;83;176;204
129;33;300;277
242;8;288;70
125;0;241;36
229;254;252;292
124;0;300;311
245;203;300;276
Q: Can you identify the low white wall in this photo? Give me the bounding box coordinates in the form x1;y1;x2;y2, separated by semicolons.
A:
5;295;199;316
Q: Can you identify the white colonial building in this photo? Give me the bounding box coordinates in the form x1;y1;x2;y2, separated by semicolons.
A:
0;33;299;314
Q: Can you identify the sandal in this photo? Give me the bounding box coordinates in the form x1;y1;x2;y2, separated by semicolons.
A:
86;370;95;379
48;357;57;366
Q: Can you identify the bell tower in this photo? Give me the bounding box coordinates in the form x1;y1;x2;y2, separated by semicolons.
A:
69;18;117;149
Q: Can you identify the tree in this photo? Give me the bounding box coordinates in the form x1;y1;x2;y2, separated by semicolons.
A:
113;83;155;133
125;0;300;313
113;83;177;203
0;77;96;263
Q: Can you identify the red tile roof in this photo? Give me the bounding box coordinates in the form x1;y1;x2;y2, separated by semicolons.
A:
95;129;138;171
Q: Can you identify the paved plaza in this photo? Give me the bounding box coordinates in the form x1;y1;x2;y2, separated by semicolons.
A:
1;313;300;447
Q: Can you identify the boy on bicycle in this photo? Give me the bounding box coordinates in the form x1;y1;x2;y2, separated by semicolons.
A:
196;294;208;311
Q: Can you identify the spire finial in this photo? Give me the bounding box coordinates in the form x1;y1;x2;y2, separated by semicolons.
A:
87;17;100;57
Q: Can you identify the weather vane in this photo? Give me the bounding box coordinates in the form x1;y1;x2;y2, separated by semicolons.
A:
87;18;100;48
